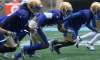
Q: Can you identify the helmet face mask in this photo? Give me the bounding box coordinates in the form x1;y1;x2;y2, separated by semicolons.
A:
31;6;43;13
91;7;98;15
64;9;72;16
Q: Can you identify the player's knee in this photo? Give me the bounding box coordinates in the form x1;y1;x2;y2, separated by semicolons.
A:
4;43;18;48
7;47;17;52
5;45;17;52
0;45;17;53
4;44;18;52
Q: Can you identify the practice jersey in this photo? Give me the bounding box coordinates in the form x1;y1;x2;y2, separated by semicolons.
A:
37;9;63;27
0;3;32;32
64;9;96;31
0;16;8;23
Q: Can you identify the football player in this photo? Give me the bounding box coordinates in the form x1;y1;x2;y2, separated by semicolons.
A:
50;2;98;54
80;2;100;51
0;0;43;53
14;2;73;60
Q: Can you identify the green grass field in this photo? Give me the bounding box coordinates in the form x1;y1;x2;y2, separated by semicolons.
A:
0;31;100;60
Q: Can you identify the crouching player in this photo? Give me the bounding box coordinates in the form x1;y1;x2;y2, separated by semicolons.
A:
50;2;98;54
0;0;43;58
80;2;100;51
14;2;73;60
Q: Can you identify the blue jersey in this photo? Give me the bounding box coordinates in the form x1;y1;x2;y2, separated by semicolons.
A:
0;3;32;32
37;9;63;27
0;16;29;44
64;9;96;31
0;16;7;42
0;16;8;20
0;16;8;24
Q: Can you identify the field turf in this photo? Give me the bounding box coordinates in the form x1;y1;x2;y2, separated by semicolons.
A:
0;31;100;60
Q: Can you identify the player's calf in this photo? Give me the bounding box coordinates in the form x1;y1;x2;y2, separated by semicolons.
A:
0;36;18;53
50;40;75;54
0;45;17;53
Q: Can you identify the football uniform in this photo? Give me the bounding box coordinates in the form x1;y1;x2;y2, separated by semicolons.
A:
81;11;100;51
64;9;96;40
0;3;33;53
22;9;64;56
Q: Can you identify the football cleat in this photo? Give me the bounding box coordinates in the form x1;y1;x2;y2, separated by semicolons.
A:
53;45;61;54
75;36;82;48
49;40;58;52
86;44;96;51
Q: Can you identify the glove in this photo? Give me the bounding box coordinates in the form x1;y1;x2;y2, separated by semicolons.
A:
28;18;38;30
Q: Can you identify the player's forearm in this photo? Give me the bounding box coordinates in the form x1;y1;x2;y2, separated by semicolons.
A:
57;24;66;33
87;25;97;32
0;27;9;34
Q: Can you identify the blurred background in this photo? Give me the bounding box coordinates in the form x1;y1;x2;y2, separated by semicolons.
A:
0;0;100;16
